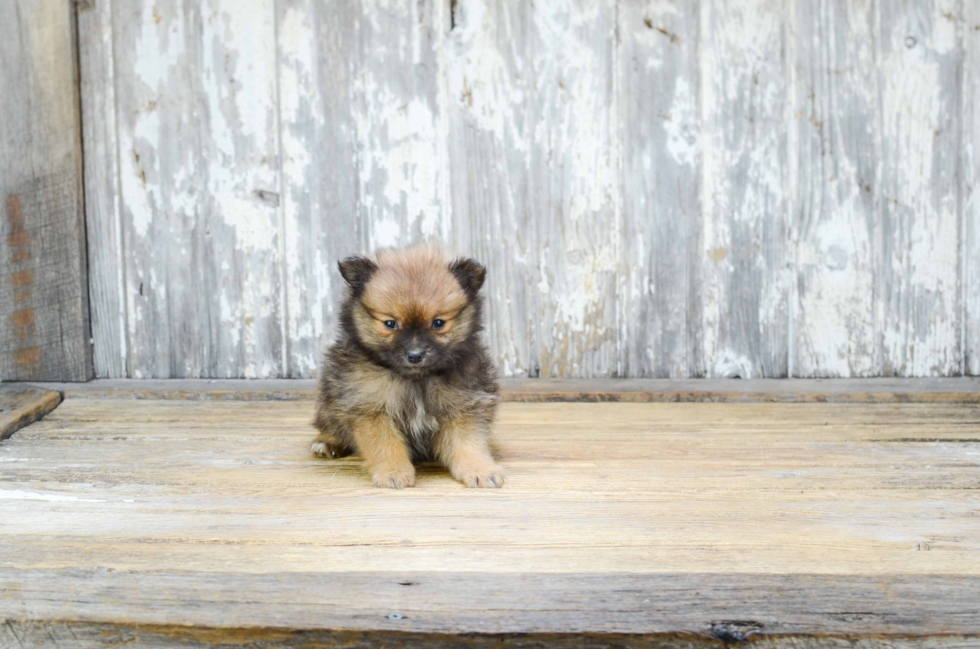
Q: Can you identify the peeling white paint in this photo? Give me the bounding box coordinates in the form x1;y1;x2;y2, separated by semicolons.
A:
84;0;975;379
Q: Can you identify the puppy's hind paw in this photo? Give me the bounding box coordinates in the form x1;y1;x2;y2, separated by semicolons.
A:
310;438;351;459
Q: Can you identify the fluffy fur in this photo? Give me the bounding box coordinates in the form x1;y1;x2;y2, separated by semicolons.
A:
311;244;502;489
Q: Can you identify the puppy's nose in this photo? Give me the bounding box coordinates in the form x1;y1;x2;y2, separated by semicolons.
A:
406;349;426;364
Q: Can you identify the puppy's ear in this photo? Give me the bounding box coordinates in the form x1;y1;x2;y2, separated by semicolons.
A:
338;256;378;294
449;257;486;298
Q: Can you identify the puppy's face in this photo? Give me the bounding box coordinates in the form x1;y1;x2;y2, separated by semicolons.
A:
339;246;486;377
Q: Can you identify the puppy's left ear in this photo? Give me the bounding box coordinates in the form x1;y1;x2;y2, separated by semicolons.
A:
449;257;486;298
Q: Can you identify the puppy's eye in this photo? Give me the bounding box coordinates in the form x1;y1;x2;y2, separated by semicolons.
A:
383;320;398;330
431;319;446;330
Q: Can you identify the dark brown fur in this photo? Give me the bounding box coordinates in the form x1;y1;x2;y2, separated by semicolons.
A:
311;245;502;489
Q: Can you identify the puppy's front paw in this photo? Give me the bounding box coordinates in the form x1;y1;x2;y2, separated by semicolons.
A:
458;465;505;489
372;467;416;489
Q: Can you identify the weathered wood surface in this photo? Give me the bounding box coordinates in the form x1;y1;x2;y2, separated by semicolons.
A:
792;0;878;378
1;0;92;381
4;626;980;649
21;377;980;403
78;0;976;379
878;1;962;377
965;2;980;378
2;399;980;641
0;384;61;440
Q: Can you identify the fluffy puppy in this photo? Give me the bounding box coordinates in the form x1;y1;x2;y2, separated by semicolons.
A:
310;244;502;489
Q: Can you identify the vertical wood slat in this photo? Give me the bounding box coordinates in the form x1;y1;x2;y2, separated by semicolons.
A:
0;0;92;382
699;0;791;378
277;0;451;377
964;3;980;376
108;0;282;378
529;0;620;378
276;0;360;378
79;0;127;378
792;0;879;378
619;0;701;378
447;0;534;378
877;0;962;377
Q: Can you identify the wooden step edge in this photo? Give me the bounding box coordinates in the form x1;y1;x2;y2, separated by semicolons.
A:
12;378;980;403
0;384;62;440
3;621;975;649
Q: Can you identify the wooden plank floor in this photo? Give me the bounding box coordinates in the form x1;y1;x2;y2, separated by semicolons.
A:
2;389;980;646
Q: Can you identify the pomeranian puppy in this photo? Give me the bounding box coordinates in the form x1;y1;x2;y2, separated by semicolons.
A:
310;244;502;489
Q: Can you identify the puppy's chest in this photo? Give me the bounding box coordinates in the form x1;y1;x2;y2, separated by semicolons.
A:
387;384;441;441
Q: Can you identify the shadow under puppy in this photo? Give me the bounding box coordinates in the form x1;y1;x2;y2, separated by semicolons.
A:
311;245;503;489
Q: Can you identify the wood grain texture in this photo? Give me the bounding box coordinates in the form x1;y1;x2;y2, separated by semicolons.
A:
276;0;358;378
78;0;127;379
4;623;980;649
620;0;701;378
528;0;620;378
2;398;980;639
699;0;791;378
79;0;976;379
110;0;284;379
877;0;962;377
965;2;980;377
0;0;92;382
447;0;534;379
792;0;879;378
0;384;61;440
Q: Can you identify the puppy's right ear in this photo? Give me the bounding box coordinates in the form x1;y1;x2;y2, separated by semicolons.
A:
338;256;378;294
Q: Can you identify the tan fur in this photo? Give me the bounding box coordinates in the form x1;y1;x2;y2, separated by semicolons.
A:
352;415;416;489
433;416;504;488
312;244;501;488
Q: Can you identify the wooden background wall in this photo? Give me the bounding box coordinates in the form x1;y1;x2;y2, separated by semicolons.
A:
78;0;980;379
1;0;92;382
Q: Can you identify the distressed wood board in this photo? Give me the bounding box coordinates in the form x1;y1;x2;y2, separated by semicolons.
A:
77;0;978;381
0;384;61;440
20;377;980;403
0;0;92;381
2;398;980;642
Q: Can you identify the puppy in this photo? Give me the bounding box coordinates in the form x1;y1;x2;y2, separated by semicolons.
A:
310;244;503;489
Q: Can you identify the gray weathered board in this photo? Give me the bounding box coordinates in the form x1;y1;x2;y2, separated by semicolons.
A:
0;0;92;381
78;0;979;379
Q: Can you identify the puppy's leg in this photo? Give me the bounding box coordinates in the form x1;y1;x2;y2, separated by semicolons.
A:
434;416;504;488
310;432;353;459
310;410;354;458
351;415;416;489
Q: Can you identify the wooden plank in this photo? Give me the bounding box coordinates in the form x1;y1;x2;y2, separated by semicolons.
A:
0;384;61;440
0;0;92;382
792;0;879;377
2;571;979;640
109;0;284;378
78;0;127;379
447;0;534;378
877;1;962;376
20;377;980;403
276;0;452;378
699;0;791;378
528;0;620;378
2;399;980;640
353;0;453;253
965;3;980;376
619;0;701;378
276;0;359;378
